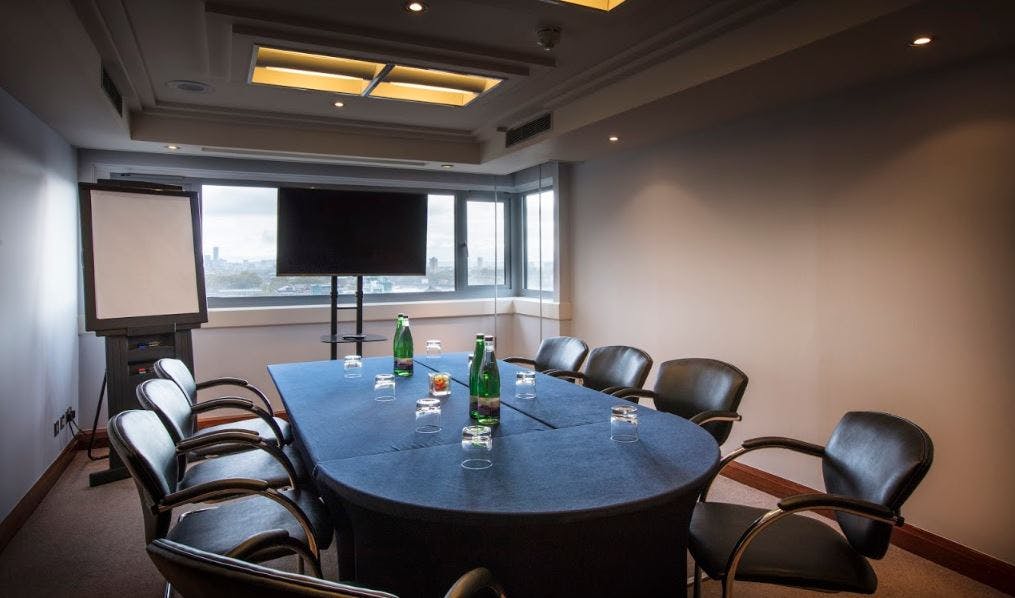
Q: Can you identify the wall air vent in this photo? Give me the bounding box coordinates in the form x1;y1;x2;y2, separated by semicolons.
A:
505;113;552;148
101;67;123;117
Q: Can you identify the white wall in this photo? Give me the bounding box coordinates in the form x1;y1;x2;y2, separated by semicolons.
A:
570;56;1015;563
0;86;79;520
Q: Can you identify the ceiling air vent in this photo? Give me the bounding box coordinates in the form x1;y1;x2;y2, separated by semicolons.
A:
101;67;123;116
505;113;551;148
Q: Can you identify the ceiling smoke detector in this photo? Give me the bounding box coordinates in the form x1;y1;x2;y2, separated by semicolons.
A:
166;80;213;94
536;26;562;51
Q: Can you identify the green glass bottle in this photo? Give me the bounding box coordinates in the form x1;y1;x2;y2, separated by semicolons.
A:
468;333;485;419
394;315;414;376
475;335;500;426
392;313;405;374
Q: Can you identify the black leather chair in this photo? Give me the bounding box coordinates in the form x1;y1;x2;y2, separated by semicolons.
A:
155;358;292;455
504;336;589;374
137;378;307;491
611;358;748;445
548;345;652;394
108;409;334;578
689;411;934;597
147;537;506;598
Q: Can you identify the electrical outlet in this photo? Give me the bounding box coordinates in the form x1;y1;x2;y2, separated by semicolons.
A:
64;407;76;425
53;420;59;436
59;414;66;429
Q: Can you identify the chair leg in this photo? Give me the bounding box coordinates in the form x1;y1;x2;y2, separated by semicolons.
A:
693;564;702;598
162;581;173;598
298;556;305;575
722;577;733;598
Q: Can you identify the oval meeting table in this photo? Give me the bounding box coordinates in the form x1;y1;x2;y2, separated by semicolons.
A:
268;353;719;598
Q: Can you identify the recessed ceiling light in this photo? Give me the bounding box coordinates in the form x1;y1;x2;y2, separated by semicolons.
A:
440;164;453;169
556;0;627;11
910;36;933;46
166;144;179;150
405;1;426;13
166;80;212;94
608;135;619;142
333;100;345;108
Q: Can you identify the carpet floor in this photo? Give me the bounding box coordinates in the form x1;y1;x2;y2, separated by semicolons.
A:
0;450;1006;597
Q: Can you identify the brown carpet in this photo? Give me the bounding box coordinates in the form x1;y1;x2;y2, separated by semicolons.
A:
0;450;1005;597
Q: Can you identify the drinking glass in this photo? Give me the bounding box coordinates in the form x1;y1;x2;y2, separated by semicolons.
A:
610;404;639;442
374;374;396;402
428;371;452;398
461;425;493;469
415;398;442;433
343;355;362;378
425;339;443;358
515;371;536;399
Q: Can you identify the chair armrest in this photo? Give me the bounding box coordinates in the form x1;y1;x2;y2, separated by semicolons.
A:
503;357;536;367
225;529;323;578
196;377;275;414
689;410;743;426
176;431;299;490
699;436;826;501
778;493;901;525
611;387;658;400
547;370;584;384
444;567;506;598
161;482;321;558
742;436;825;457
192;397;286;447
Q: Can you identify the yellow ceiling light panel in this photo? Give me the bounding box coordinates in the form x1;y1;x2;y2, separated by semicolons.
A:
251;47;385;95
557;0;628;11
370;65;501;107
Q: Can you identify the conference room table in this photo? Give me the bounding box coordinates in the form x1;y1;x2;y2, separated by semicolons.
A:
268;353;719;598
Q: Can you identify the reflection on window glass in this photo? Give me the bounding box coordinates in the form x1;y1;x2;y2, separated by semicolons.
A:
525;191;554;291
466;199;506;286
201;185;454;297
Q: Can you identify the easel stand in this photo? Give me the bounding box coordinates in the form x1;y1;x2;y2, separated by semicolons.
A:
321;275;385;360
89;325;195;486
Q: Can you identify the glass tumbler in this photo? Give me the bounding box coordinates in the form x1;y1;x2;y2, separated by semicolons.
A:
425;339;443;358
415;398;442;433
343;355;362;378
515;371;536;399
610;404;639;443
461;425;493;469
374;374;396;402
428;371;452;398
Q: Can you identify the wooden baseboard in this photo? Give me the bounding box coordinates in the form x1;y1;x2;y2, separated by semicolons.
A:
0;438;78;554
721;462;1015;596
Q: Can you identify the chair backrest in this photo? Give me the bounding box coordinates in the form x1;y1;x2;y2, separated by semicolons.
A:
822;412;934;559
108;410;180;543
155;358;199;404
652;358;748;445
534;336;589;373
147;538;399;597
137;378;198;442
582;345;653;392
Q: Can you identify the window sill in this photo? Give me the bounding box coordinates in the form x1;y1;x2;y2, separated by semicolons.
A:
78;297;571;333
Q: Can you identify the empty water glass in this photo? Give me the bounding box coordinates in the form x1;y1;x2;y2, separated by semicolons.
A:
343;355;362;378
374;374;396;402
461;425;493;469
425;339;443;358
515;371;536;399
611;404;639;443
415;398;442;433
428;371;452;398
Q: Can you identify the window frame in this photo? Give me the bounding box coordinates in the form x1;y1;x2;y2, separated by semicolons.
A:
521;187;555;298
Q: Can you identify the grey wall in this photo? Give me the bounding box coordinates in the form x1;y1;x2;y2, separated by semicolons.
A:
570;55;1015;563
0;86;79;520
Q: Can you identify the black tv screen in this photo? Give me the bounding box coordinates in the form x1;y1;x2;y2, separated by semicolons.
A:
276;188;428;276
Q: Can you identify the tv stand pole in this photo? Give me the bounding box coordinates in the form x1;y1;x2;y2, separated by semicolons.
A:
323;275;384;360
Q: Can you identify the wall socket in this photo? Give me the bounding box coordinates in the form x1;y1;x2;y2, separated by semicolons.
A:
52;407;76;437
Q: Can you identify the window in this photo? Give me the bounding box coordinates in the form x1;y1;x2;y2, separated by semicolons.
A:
465;198;507;286
201;185;455;299
524;190;554;292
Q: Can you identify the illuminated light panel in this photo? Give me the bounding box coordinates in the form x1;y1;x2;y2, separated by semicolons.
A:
370;65;501;107
250;47;385;95
910;36;933;46
249;46;502;107
557;0;628;11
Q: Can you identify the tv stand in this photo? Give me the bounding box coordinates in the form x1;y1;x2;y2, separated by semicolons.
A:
320;275;385;359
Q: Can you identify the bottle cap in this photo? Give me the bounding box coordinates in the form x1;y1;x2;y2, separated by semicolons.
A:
475;333;485;338
484;335;494;341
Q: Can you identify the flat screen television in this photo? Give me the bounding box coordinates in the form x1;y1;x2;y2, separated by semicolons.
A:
276;188;428;276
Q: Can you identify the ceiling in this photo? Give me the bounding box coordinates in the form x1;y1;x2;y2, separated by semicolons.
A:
1;0;1014;174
